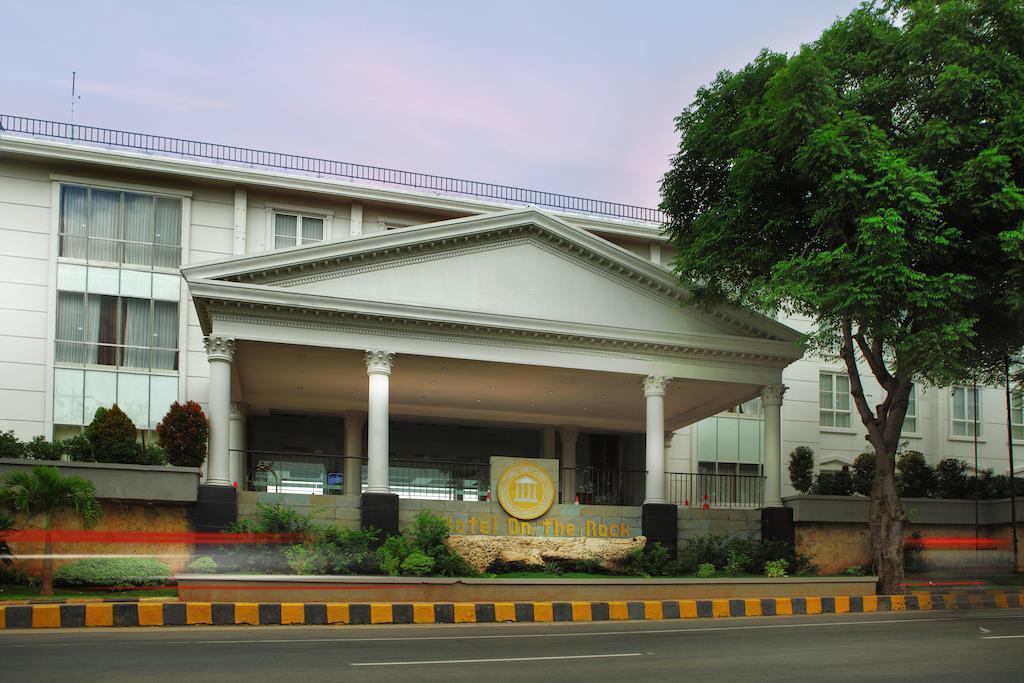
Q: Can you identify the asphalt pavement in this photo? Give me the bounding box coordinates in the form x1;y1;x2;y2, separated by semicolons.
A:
1;608;1021;682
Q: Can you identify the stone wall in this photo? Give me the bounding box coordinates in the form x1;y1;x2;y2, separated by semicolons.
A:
236;490;362;529
677;508;761;546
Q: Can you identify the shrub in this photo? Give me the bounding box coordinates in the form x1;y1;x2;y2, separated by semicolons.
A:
678;533;816;577
222;504;315;573
157;401;209;468
811;468;854;496
903;532;926;573
723;549;751;577
897;451;935;498
788;446;815;494
696;562;716;578
376;534;413;576
63;435;96;462
845;565;867;577
85;405;138;464
625;542;679;577
852;451;876;496
0;431;26;459
54;557;172;589
764;558;789;578
406;509;475;577
401;551;435;577
187;556;218;574
935;459;969;499
24;436;64;461
137;443;169;466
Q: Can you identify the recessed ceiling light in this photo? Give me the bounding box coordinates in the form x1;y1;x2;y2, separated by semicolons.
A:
489;386;496;390
547;390;554;395
297;386;304;390
430;380;438;385
419;395;427;399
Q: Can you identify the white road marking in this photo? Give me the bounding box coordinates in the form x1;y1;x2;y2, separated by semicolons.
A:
980;635;1024;640
978;627;991;633
351;653;644;666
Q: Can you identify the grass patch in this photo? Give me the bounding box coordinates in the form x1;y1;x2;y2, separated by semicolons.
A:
0;584;178;602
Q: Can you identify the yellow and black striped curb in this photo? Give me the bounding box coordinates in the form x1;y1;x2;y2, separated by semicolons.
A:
1;592;1020;629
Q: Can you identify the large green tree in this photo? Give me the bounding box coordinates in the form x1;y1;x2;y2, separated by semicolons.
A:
660;0;1024;593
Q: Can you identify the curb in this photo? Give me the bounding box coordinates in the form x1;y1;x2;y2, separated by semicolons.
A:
1;591;1020;629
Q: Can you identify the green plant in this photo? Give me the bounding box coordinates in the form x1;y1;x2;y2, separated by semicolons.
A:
0;431;26;459
852;452;876;496
788;446;815;494
845;565;867;577
85;405;138;464
897;451;935;498
811;468;854;496
0;508;14;571
187;556;218;574
157;401;209;468
903;532;926;573
696;562;716;578
63;435;95;462
222;504;314;574
723;549;751;577
24;436;64;461
0;465;101;595
376;534;413;576
137;443;169;466
764;559;789;578
401;551;435;577
935;459;969;499
54;557;171;589
406;510;475;577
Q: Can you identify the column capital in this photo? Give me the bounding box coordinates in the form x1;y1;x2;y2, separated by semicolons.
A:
344;411;366;429
365;350;395;375
760;384;788;407
664;430;675;449
229;402;248;419
642;375;671;397
204;335;236;363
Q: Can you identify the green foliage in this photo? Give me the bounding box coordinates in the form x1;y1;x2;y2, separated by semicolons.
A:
723;549;752;577
696;563;716;578
678;534;816;577
764;559;789;578
897;451;936;498
0;466;101;528
405;510;475;577
137;443;169;466
54;557;171;589
788;447;815;494
24;436;63;461
935;459;969;499
852;452;876;496
625;542;680;577
376;534;413;576
811;468;854;496
223;503;315;574
0;508;14;573
64;435;95;463
157;401;209;468
845;565;868;577
401;551;435;577
85;405;138;464
187;556;218;574
0;430;26;459
903;532;926;573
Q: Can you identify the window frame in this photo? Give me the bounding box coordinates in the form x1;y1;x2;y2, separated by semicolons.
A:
819;371;853;430
56;181;185;270
950;385;982;440
1010;389;1023;443
901;383;920;436
265;203;334;250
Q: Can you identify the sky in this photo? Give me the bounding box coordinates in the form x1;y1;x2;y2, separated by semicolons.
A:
1;0;862;209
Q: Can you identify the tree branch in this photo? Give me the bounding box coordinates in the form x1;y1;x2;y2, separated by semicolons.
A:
853;330;894;389
842;319;885;446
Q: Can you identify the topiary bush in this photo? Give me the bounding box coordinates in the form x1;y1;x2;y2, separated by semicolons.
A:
53;557;172;589
157;401;209;468
897;450;935;498
0;430;26;459
852;451;876;496
24;436;64;461
788;446;815;494
935;458;969;499
85;405;138;464
187;556;218;574
64;434;96;463
811;467;854;496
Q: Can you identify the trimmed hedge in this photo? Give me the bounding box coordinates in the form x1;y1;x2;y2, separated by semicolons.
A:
53;557;172;589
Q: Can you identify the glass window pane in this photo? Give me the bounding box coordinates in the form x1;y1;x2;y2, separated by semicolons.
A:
123;193;154;267
275;213;297;249
903;416;916;433
953;388;965;420
154;197;182;268
152;301;179;370
835;412;851;428
836;375;850;393
301;217;324;242
89;189;121;263
117;372;149;426
53;368;85;425
60;185;88;259
120;298;151;369
836;391;850;411
820;410;834;427
83;370;117;422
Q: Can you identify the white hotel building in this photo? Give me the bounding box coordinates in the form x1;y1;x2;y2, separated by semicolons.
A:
0;116;1019;513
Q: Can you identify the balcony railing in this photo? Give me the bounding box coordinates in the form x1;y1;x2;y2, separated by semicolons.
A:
0;114;666;224
665;472;764;509
560;467;646;507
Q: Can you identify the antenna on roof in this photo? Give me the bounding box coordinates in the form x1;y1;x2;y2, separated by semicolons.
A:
70;71;81;138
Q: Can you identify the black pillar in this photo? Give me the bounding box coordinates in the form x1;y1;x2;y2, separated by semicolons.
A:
642;502;678;558
195;484;237;532
760;506;795;547
361;492;400;540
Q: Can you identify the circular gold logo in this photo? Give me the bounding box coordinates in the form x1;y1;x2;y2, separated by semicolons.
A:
496;462;555;520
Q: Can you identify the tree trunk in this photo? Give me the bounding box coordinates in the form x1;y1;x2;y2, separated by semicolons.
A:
869;439;905;595
41;512;53;596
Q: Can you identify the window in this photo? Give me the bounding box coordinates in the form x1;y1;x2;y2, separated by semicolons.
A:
726;398;762;417
1010;390;1023;442
55;291;178;371
59;184;182;268
951;386;981;437
902;384;917;433
820;372;851;428
273;211;324;249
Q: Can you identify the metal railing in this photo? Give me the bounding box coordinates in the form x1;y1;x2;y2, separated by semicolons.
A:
244;451;488;501
0;114;666;224
665;472;764;509
560;467;646;507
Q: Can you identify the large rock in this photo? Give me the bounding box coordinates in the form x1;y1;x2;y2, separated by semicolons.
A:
446;534;646;574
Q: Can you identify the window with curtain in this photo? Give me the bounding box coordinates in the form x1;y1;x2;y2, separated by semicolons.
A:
902;384;917;433
58;184;182;268
54;291;178;371
820;372;851;428
273;211;324;249
1011;391;1023;442
951;386;981;437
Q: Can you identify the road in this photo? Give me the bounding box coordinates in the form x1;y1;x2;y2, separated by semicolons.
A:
1;609;1021;682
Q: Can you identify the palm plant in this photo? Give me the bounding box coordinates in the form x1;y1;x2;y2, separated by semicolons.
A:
0;466;101;595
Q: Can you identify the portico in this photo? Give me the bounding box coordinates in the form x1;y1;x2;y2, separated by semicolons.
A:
183;207;803;534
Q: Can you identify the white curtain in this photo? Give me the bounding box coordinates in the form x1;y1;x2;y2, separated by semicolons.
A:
275;213;297;248
301;216;324;243
120;298;151;369
151;301;178;370
153;197;181;268
89;189;120;263
60;186;88;259
55;292;86;363
123;193;153;267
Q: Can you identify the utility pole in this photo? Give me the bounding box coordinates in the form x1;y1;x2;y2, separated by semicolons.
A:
1005;358;1019;571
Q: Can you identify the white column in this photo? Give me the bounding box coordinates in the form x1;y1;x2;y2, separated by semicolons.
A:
204;336;235;486
350;202;363;236
344;411;365;495
365;350;394;494
558;426;579;504
228;402;247;488
761;384;788;507
643;376;671;504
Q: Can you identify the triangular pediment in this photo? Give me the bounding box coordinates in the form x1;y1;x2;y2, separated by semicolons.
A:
183;208;802;350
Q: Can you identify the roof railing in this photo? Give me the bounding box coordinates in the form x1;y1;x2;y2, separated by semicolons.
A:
0;114;666;225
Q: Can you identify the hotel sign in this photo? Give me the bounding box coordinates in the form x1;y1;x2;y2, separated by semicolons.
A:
495;460;556;520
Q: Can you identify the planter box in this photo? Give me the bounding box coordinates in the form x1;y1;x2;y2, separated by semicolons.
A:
0;458;200;504
784;494;1024;526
